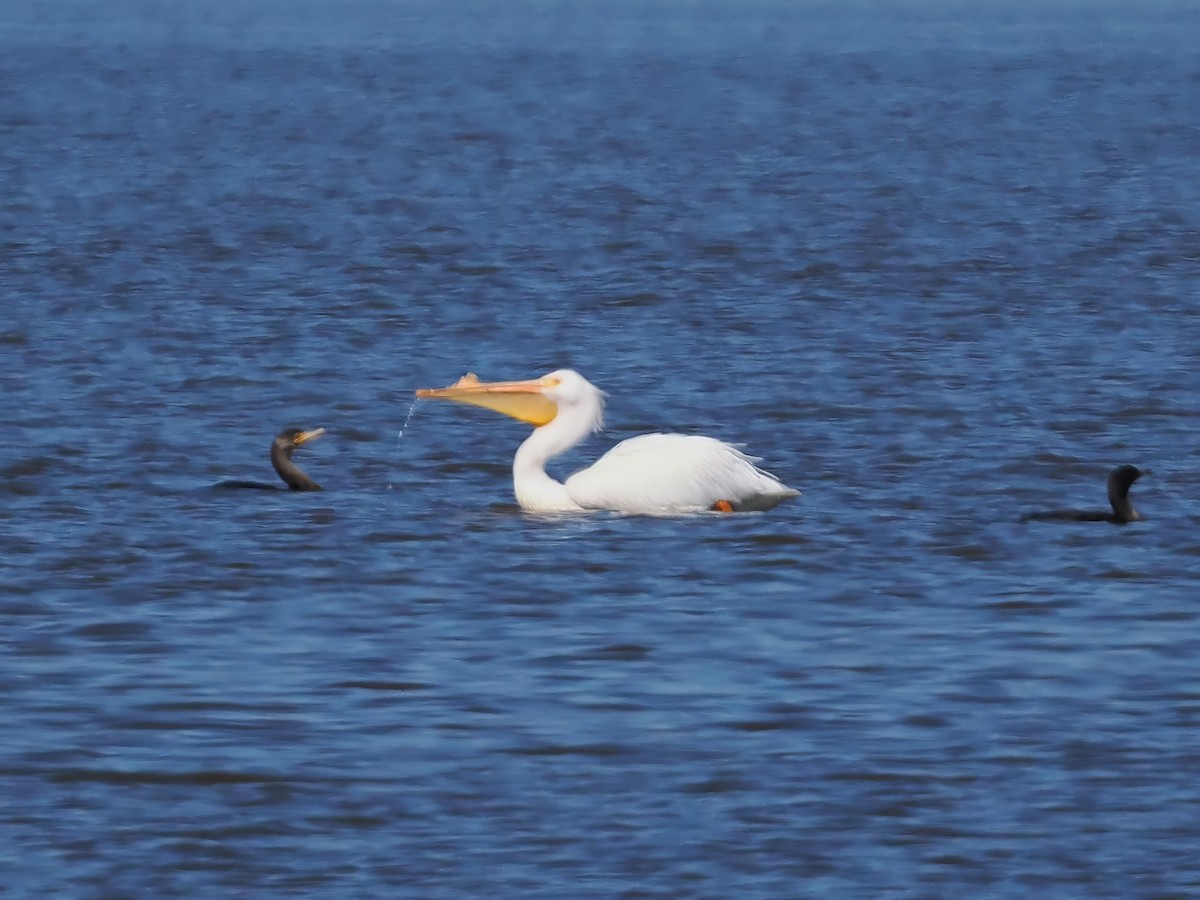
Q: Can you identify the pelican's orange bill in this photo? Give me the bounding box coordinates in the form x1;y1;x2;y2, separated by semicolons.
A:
415;373;558;426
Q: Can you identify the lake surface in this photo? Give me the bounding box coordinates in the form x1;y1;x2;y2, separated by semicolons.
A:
2;1;1199;896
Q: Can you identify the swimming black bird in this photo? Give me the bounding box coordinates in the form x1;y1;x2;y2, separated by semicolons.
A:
219;427;326;491
1020;464;1147;525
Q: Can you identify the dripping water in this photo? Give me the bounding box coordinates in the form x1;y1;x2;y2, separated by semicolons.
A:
388;398;420;490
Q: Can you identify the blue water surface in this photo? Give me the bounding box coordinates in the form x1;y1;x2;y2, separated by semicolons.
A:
2;1;1199;896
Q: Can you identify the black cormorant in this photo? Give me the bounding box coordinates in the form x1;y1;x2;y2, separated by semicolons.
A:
219;427;325;491
1020;464;1146;525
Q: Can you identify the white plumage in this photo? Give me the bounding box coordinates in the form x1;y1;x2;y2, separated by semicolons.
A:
564;433;795;513
417;368;799;515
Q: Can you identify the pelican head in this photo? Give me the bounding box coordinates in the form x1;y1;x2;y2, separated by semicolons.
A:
534;369;606;431
416;368;605;434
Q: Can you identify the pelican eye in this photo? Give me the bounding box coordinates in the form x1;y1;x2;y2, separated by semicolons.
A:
541;375;562;387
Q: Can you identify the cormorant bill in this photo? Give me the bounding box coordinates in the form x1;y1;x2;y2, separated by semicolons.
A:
1020;464;1147;525
218;427;326;491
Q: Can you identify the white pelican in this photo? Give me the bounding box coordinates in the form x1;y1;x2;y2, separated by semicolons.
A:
415;369;800;514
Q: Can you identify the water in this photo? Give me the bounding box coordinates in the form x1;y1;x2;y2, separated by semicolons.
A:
3;1;1200;896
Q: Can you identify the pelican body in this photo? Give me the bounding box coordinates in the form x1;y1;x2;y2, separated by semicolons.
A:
416;369;799;514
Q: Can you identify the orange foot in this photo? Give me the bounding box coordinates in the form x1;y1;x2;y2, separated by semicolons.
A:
711;499;734;513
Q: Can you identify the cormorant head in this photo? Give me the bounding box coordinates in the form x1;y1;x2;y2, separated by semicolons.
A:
274;427;325;455
1108;464;1145;496
1107;464;1149;523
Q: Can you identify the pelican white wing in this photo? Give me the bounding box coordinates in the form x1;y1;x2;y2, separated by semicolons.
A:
565;433;798;513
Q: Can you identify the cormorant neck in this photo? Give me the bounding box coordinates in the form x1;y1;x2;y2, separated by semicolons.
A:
1107;477;1141;523
1109;494;1141;524
271;442;322;491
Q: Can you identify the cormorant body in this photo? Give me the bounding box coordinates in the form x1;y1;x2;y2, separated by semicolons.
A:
1020;464;1146;525
218;427;325;491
